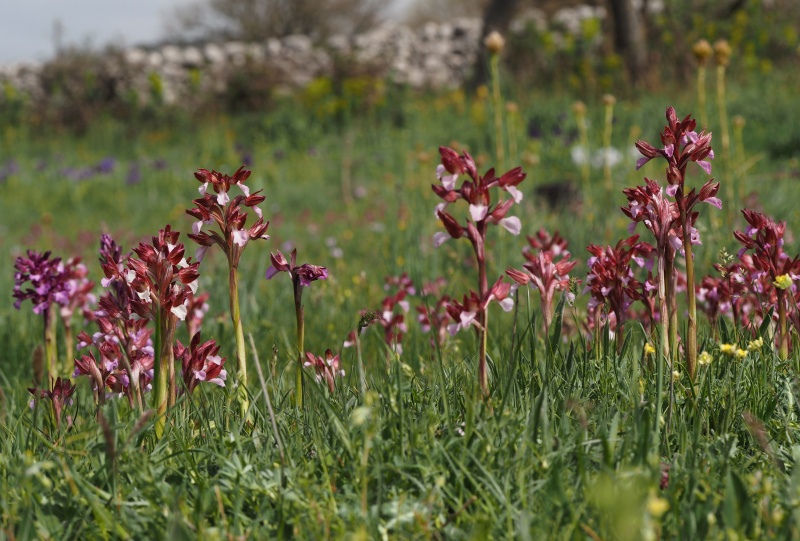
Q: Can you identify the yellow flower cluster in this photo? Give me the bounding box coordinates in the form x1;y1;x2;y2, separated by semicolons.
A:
698;351;713;366
644;343;656;356
720;343;747;359
747;337;764;351
773;274;793;290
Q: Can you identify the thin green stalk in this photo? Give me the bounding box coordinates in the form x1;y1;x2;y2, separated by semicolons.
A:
477;238;489;397
229;265;249;418
489;54;505;172
778;290;789;360
356;331;367;399
63;323;73;378
165;321;176;408
44;305;58;385
294;277;304;409
657;253;670;364
680;206;698;379
153;311;166;438
697;65;708;130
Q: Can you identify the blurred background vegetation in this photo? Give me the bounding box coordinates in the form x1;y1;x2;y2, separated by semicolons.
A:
2;0;799;133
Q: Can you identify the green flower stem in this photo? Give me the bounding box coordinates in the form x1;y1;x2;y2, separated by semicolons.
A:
654;328;665;457
356;331;367;398
153;309;177;437
43;305;58;385
697;65;708;131
229;265;249;418
294;277;304;409
778;290;789;360
153;310;166;438
666;250;678;365
680;206;698;379
477;244;489;398
63;323;73;379
657;253;670;364
165;321;177;409
489;53;505;172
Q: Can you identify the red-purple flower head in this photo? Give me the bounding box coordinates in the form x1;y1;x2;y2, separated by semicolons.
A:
13;250;69;315
28;377;76;430
432;146;525;249
266;249;328;286
175;332;227;395
304;349;344;393
187;166;270;264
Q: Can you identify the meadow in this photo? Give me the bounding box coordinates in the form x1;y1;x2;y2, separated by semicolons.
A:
2;62;800;540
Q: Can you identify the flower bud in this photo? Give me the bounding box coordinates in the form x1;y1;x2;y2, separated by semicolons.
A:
572;101;586;117
484;31;505;54
692;39;713;65
602;94;616;107
714;39;732;67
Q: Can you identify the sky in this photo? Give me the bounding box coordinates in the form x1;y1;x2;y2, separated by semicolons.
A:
0;0;413;65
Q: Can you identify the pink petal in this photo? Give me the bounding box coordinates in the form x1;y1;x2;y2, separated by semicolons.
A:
498;297;514;312
198;182;208;195
171;303;188;321
505;185;523;203
216;191;230;206
232;229;249;247
433;232;449;248
697;160;712;175
469;204;488;222
196;246;209;263
265;266;281;280
665;184;678;197
239;183;250;197
499;216;521;235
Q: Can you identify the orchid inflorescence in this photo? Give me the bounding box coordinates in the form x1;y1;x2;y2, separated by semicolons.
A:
507;228;578;335
266;248;327;408
633;106;720;377
431;146;525;396
187;166;270;417
733;209;800;358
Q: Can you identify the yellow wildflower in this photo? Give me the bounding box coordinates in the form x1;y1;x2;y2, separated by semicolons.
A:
773;274;793;290
644;343;656;356
672;370;681;382
735;349;748;360
647;492;670;518
748;337;764;351
698;351;713;366
719;343;736;356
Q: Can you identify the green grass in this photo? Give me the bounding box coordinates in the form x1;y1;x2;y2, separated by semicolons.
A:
2;70;800;539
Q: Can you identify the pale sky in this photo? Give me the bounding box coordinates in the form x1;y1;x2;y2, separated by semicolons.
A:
0;0;413;65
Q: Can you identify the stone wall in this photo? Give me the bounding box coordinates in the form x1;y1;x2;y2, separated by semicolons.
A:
0;7;613;106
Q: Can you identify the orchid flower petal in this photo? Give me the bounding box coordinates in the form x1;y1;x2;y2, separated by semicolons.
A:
469;204;488;222
433;232;449;248
499;216;522;235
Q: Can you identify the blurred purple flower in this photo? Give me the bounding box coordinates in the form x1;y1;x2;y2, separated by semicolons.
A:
126;163;141;185
95;157;116;175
